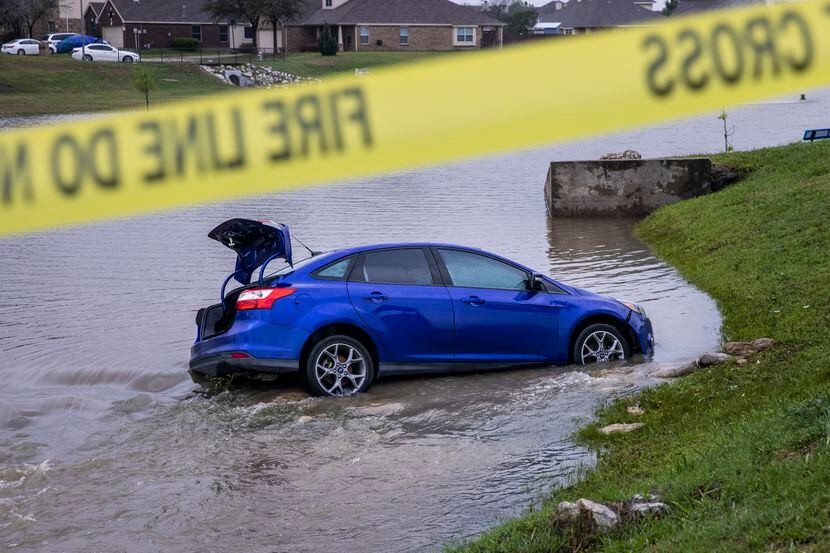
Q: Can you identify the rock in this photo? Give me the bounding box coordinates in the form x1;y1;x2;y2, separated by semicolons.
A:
625;501;670;518
697;352;734;367
626;405;644;415
298;415;313;424
722;338;774;356
649;362;698;378
736;358;747;365
599;422;643;434
600;150;642;160
554;498;619;531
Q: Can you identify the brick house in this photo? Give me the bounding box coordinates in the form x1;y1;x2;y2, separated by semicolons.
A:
93;0;230;49
84;0;503;52
289;0;505;51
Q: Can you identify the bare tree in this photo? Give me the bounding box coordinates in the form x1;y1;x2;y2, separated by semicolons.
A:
204;0;265;50
262;0;305;59
18;0;59;38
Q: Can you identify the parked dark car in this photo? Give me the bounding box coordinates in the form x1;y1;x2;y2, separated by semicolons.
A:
190;219;655;397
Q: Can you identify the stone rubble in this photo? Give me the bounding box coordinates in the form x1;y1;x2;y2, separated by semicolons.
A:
554;495;670;533
722;337;774;356
697;351;734;367
626;404;644;416
600;150;642;160
201;64;314;88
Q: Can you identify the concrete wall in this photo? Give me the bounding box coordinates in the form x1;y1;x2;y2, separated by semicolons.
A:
544;158;713;216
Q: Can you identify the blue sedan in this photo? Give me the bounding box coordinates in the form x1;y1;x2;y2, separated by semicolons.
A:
190;219;654;396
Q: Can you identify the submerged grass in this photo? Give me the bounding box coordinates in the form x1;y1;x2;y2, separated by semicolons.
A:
449;140;830;552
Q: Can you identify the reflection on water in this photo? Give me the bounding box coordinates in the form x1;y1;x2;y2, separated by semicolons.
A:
2;88;826;551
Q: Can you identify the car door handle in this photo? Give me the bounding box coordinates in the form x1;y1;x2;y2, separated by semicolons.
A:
461;296;485;305
363;292;388;302
548;300;567;308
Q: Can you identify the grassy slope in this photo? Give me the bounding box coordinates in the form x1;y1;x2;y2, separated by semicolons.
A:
0;51;450;116
451;141;830;552
260;50;453;78
0;55;229;117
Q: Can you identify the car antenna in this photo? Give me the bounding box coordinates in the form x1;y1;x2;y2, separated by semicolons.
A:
293;235;319;257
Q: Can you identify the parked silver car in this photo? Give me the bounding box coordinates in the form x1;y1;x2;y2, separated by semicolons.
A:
41;33;79;54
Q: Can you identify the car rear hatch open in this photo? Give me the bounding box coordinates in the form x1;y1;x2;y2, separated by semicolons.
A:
195;219;293;341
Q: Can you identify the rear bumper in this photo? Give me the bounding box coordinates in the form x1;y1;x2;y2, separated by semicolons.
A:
189;353;299;377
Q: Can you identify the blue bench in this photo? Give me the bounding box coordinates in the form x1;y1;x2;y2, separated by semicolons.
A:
803;129;830;142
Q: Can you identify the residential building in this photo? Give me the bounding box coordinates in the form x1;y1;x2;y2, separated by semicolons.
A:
93;0;229;49
533;0;661;35
289;0;505;51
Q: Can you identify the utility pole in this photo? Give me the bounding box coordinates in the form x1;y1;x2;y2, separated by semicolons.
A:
80;0;86;56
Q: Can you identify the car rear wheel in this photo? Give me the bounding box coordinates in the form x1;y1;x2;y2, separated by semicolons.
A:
83;54;93;61
573;323;629;365
303;335;374;397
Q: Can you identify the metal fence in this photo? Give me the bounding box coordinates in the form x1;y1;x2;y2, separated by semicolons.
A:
139;47;284;65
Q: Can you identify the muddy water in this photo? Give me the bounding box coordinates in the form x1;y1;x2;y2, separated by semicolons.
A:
2;89;827;551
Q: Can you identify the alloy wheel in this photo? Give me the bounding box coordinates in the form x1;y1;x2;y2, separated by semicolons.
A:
581;330;625;364
314;342;367;396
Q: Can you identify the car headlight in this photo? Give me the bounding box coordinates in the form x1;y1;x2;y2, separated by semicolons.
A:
620;300;647;318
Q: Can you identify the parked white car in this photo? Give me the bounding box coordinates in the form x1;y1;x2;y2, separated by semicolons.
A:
2;39;41;56
41;33;79;54
71;43;140;62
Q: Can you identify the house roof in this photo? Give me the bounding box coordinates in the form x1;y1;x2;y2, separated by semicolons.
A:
672;0;764;16
86;1;105;17
301;0;505;26
537;0;661;28
101;0;217;24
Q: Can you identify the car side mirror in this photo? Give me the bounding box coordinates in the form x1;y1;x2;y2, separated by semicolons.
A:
531;273;546;291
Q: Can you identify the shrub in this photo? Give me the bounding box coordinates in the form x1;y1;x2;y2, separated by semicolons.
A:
171;37;199;51
318;22;337;56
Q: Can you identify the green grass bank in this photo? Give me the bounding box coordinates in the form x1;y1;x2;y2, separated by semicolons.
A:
0;55;230;117
450;140;830;552
0;51;451;117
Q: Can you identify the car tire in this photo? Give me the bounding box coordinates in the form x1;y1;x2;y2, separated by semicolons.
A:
83;54;93;61
17;49;24;56
303;335;375;397
122;56;133;62
573;323;630;365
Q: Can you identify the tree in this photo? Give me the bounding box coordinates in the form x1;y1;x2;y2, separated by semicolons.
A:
318;21;337;56
132;66;157;111
662;0;679;16
21;0;58;38
204;0;265;50
0;0;58;38
484;1;538;38
262;0;306;60
718;108;735;153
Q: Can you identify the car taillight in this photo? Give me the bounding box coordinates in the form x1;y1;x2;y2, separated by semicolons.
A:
236;287;295;310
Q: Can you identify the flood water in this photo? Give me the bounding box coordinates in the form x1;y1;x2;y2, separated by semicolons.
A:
2;88;828;551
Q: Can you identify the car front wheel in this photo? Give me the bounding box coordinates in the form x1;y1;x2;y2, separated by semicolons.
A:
83;54;93;61
303;335;374;397
573;323;629;365
122;56;133;62
17;49;24;55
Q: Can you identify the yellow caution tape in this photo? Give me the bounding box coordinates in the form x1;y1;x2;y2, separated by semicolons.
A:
1;0;829;235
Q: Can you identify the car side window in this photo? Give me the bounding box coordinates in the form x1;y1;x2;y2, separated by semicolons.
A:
313;256;355;280
352;249;434;285
438;249;529;290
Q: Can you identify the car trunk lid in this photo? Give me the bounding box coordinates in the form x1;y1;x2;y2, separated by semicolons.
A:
208;218;293;286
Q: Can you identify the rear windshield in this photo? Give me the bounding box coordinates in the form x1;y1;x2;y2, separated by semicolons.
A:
263;253;329;281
